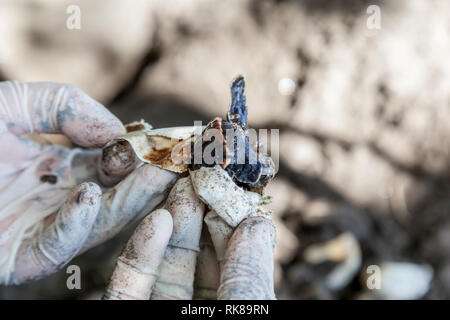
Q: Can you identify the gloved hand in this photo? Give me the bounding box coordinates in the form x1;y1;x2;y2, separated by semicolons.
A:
104;177;276;300
0;81;177;285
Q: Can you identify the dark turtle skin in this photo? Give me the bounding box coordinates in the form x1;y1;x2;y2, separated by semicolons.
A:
227;76;248;128
190;76;275;192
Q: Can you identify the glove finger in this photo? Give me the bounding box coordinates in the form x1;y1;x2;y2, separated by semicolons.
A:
0;81;125;147
193;226;220;300
81;164;177;251
12;182;101;284
103;209;173;300
204;210;234;264
151;178;205;300
218;217;276;300
97;140;140;187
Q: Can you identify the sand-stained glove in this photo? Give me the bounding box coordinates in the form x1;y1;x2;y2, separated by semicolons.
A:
104;176;276;300
202;211;276;300
0;81;177;285
104;177;204;300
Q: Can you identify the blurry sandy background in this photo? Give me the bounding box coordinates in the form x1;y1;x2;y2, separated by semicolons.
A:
1;0;450;299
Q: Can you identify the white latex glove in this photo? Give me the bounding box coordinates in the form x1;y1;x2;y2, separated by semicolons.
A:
104;177;276;300
0;81;177;285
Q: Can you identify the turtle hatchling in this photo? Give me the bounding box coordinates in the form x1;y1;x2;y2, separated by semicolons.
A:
102;76;276;227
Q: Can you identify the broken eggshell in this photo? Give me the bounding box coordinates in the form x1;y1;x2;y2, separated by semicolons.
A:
102;123;273;227
102;121;202;174
188;76;276;192
101;76;275;228
102;76;275;190
190;165;256;228
189;116;275;192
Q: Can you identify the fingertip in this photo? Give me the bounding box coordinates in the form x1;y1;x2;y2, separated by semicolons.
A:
143;209;174;238
240;216;275;228
237;216;276;247
104;209;173;300
95;117;126;146
60;85;126;148
119;209;173;276
101;116;126;140
90;124;126;148
204;211;233;261
77;182;102;206
62;183;102;229
218;216;276;300
62;184;101;231
154;209;173;227
165;178;205;251
68;118;125;148
98;140;139;186
13;183;102;283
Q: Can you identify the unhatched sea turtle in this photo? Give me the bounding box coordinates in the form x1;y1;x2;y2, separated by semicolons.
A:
103;76;275;193
190;76;275;192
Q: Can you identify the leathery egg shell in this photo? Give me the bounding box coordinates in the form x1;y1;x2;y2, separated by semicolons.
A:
104;122;203;173
189;165;256;228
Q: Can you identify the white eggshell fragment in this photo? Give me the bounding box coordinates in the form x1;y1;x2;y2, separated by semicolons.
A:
204;210;234;262
190;165;256;228
145;126;203;140
104;123;203;173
